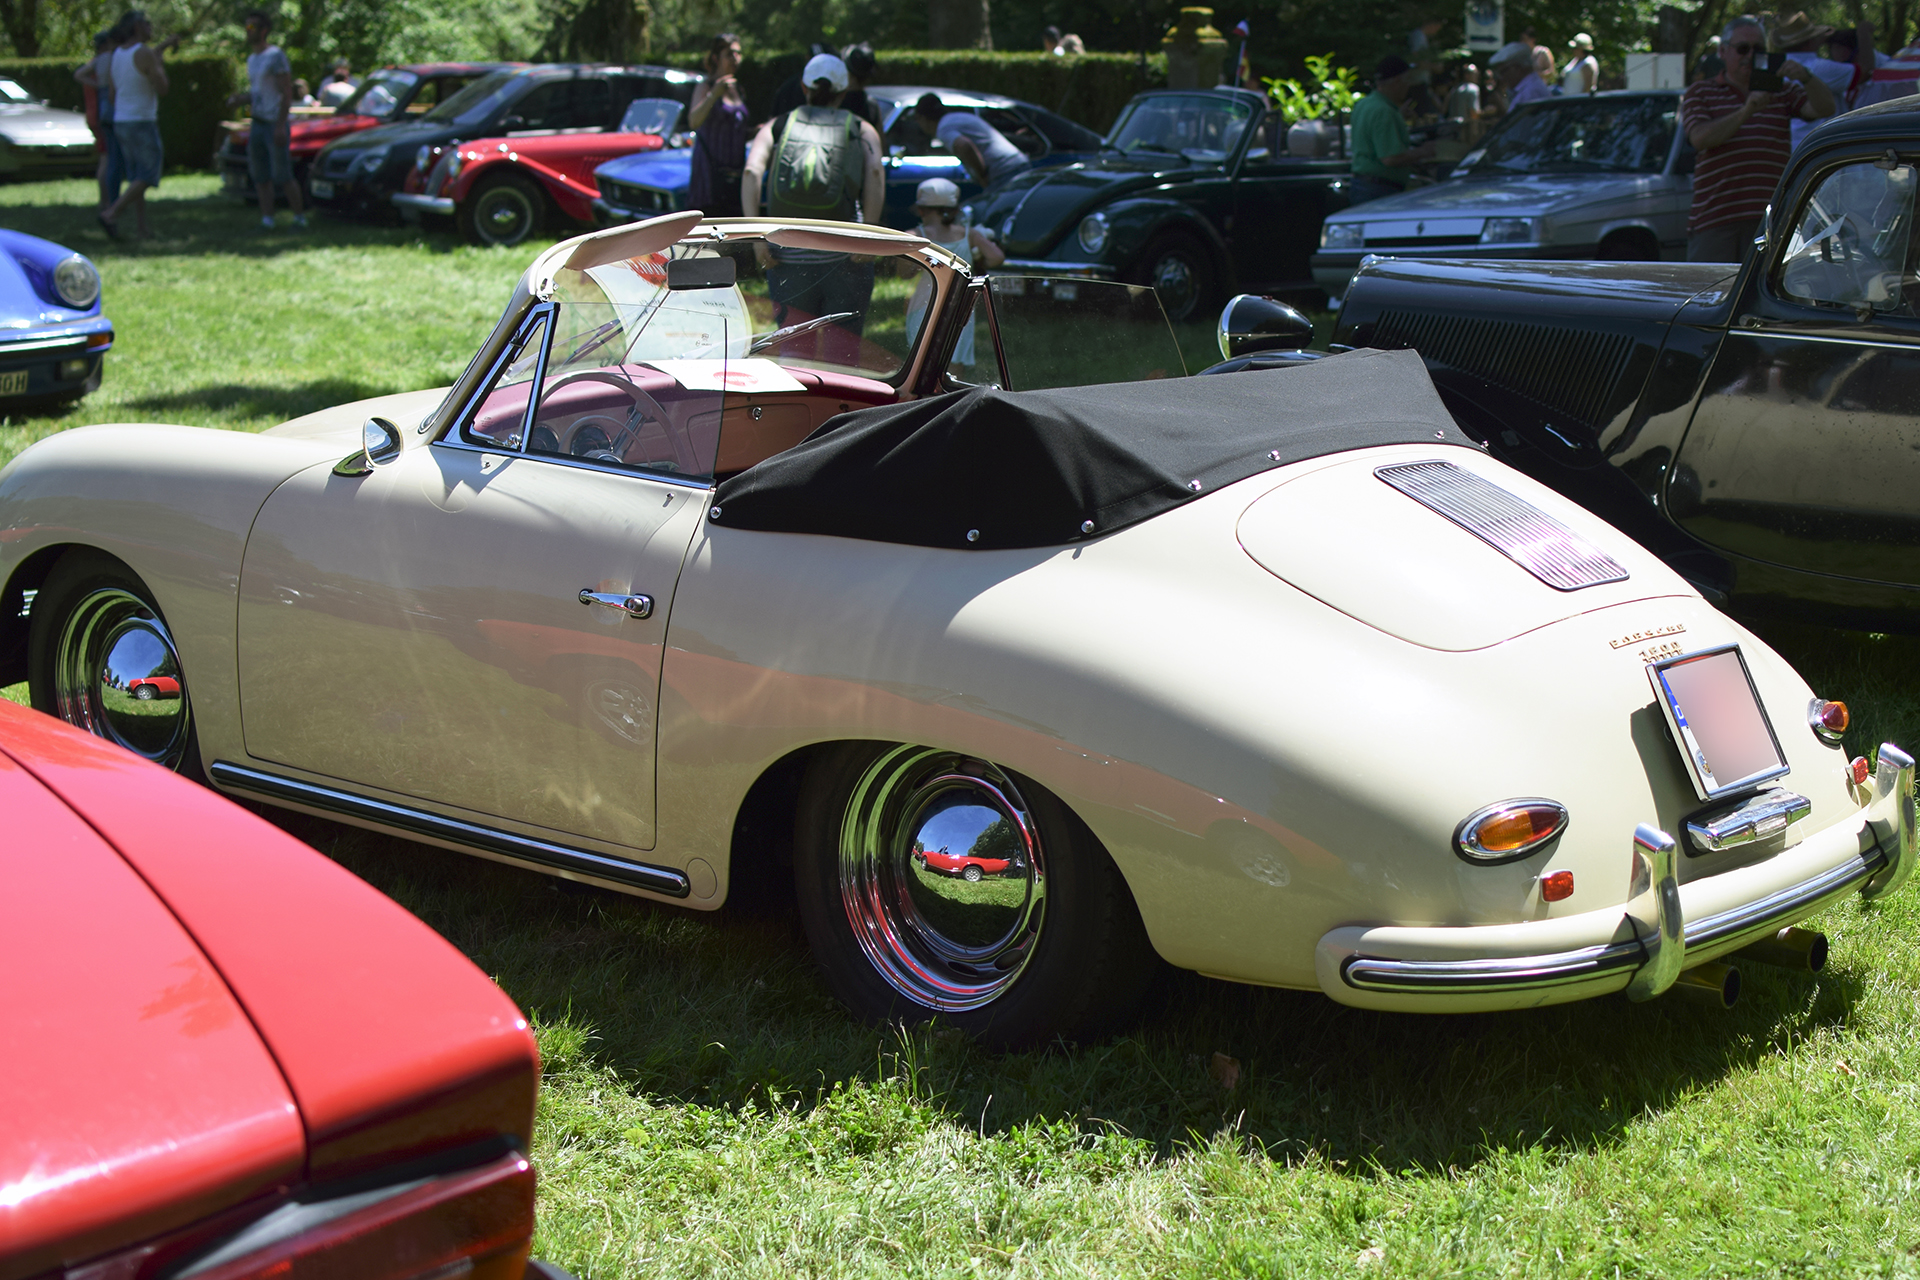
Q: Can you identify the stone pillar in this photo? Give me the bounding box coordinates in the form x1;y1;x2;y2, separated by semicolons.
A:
1162;7;1228;89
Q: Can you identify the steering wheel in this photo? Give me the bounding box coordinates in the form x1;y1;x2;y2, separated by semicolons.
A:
538;371;699;475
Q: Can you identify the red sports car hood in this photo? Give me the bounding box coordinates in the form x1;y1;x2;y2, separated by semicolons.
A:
0;744;302;1279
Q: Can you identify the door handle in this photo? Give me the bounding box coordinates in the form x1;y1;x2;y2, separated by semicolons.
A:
578;589;653;619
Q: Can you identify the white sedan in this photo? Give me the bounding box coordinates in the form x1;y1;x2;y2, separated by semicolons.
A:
2;211;1910;1047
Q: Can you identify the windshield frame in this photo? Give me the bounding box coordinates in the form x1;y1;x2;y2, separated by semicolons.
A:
421;68;529;128
1450;92;1682;180
1100;91;1260;169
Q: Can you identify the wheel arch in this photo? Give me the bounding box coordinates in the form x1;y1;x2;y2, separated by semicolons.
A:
0;542;80;687
1104;197;1229;275
1595;222;1662;260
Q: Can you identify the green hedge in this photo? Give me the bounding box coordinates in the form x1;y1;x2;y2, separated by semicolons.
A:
0;55;238;173
664;48;1167;134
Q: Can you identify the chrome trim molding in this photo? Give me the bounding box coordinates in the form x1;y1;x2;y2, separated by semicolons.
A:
0;334;89;355
208;761;691;897
392;193;456;216
997;258;1118;278
1342;937;1643;992
1376;459;1629;591
1686;788;1811;854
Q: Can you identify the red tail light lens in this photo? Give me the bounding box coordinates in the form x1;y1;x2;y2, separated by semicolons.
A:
1454;799;1570;864
178;1152;533;1280
1851;756;1871;786
1539;869;1575;902
1810;699;1849;744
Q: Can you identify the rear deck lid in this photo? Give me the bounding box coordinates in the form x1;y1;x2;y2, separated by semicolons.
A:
1237;444;1694;650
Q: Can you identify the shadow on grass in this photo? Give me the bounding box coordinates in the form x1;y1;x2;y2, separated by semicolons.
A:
264;804;1868;1179
122;379;398;420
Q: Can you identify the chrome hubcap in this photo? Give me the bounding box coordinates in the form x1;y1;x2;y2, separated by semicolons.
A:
480;191;532;242
53;588;192;769
1151;255;1196;316
839;748;1046;1012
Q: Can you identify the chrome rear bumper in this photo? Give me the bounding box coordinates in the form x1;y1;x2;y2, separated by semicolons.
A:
392;192;455;216
1318;743;1915;1012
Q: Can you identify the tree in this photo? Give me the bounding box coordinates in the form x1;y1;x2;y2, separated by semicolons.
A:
927;0;992;47
0;0;39;57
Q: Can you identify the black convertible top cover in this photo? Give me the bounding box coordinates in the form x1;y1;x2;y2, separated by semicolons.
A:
711;347;1473;549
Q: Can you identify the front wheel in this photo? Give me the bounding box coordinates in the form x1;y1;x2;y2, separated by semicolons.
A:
460;174;544;247
793;743;1159;1049
1131;232;1218;324
28;548;202;776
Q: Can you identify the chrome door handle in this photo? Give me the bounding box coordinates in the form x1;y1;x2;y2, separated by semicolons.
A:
578;589;653;619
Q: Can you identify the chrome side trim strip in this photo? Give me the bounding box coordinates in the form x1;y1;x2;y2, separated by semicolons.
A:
208;760;691;898
1376;458;1629;591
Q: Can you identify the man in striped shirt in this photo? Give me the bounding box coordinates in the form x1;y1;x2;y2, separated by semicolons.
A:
1681;15;1835;262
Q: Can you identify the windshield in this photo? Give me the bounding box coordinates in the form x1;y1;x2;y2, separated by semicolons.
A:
423;69;523;128
1104;94;1251;164
344;69;418;118
1455;95;1676;177
0;78;31;103
619;96;683;135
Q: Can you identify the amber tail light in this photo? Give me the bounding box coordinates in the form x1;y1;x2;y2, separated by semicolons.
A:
172;1152;533;1280
1453;799;1570;864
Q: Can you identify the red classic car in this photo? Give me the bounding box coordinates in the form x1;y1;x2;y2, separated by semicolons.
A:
0;699;567;1280
217;63;515;199
914;845;1016;882
394;91;691;246
126;673;180;700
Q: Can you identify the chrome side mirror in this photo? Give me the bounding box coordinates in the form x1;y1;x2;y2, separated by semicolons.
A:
334;416;404;477
1216;293;1314;361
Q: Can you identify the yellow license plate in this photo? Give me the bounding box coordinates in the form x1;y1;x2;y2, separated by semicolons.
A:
0;370;28;396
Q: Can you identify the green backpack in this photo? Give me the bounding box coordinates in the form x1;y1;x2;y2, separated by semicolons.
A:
769;106;864;221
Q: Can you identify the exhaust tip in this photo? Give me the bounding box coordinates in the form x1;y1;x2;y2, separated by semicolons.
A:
1734;926;1829;973
1673;961;1741;1008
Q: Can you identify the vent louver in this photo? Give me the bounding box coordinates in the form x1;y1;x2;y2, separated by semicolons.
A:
1377;460;1629;592
1372;310;1635;431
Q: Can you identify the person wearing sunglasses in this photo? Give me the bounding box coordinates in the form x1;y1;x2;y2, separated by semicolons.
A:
1680;15;1836;262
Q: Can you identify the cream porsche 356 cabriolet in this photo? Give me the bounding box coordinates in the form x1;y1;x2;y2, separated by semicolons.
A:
1;211;1912;1048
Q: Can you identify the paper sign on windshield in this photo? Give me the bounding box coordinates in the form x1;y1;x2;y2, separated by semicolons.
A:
644;358;807;394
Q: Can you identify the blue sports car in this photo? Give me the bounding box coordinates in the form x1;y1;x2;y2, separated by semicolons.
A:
0;229;111;403
591;85;1104;231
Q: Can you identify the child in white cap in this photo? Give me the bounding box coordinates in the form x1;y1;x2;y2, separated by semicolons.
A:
904;177;1004;371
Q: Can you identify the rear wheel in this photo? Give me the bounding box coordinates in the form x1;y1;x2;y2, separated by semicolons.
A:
460;175;544;247
1132;232;1218;324
793;742;1159;1049
28;549;202;777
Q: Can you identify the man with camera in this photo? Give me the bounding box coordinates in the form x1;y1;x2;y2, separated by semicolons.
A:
1681;15;1836;262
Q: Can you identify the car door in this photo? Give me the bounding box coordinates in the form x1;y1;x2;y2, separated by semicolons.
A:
1228;112;1344;291
234;301;719;852
1671;152;1920;586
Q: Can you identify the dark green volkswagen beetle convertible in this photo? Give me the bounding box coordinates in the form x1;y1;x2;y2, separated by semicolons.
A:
969;87;1349;321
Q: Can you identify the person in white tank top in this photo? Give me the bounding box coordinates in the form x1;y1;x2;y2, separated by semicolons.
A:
1562;33;1599;96
100;10;172;239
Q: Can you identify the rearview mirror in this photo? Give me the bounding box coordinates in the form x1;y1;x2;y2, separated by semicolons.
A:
1217;294;1314;360
333;416;404;476
667;256;736;290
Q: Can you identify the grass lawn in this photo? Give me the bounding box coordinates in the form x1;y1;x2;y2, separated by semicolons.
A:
7;176;1920;1277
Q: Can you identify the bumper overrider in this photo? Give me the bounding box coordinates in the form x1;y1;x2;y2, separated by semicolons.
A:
1318;743;1917;1012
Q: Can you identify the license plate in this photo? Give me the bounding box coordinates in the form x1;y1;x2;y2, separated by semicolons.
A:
310;178;334;198
0;370;27;396
1647;644;1790;801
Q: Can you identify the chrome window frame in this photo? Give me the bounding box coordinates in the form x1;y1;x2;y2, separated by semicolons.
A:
436;298;719;492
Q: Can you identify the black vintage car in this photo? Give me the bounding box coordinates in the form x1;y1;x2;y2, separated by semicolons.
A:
309;63;698;218
968;87;1348;322
1328;95;1920;632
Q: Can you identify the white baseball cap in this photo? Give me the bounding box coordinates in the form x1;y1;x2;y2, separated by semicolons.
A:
914;177;960;207
803;52;849;92
1489;41;1532;67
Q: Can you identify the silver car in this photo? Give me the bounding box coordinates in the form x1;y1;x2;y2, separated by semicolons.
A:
0;77;95;179
1312;91;1691;300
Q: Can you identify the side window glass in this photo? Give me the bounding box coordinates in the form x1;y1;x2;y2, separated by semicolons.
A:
887;111;939;156
505;82;565;131
981;108;1044;156
572;79;614;129
460;313;550;449
1776;160;1917;316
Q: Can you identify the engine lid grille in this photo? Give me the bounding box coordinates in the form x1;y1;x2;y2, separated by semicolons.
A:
1376;459;1628;592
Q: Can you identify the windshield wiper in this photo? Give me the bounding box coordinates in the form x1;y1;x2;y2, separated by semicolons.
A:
748;312;858;355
